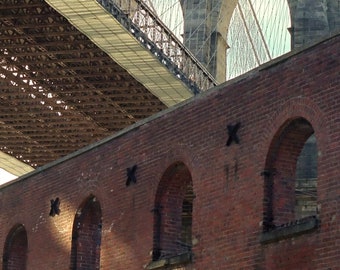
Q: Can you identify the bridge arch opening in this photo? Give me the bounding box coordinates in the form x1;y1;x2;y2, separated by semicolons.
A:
147;0;292;82
226;0;291;80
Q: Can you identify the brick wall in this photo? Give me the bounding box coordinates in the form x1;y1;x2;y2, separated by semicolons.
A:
0;34;339;269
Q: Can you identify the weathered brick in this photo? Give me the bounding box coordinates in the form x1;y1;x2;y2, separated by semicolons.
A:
0;34;339;269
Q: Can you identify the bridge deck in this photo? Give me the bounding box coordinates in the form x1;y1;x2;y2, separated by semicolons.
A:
0;0;192;167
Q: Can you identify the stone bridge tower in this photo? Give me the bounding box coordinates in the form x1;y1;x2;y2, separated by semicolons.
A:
180;0;340;82
288;0;340;48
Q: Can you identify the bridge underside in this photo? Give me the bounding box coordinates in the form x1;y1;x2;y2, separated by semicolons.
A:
0;0;192;167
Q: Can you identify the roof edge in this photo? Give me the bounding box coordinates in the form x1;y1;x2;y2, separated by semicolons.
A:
2;31;339;189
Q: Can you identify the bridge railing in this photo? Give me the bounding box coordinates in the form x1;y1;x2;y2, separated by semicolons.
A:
96;0;217;94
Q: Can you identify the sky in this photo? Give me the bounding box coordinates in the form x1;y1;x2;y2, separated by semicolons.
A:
226;0;291;79
0;168;17;185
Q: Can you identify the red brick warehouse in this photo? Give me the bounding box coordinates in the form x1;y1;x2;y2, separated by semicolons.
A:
0;33;339;269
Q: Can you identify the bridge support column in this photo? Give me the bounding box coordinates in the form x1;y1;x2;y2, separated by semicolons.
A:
287;0;340;48
180;0;228;83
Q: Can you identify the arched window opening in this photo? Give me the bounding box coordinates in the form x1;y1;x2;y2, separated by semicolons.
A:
152;162;194;264
263;118;318;233
295;134;318;219
70;196;102;270
3;224;28;270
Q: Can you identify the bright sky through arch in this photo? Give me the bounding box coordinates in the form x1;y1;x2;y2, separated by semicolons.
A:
149;0;291;80
227;0;291;79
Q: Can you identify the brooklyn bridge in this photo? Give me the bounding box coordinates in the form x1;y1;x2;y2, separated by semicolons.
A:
1;0;339;178
0;1;340;269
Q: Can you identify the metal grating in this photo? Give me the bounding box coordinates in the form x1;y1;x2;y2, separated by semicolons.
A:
0;0;168;167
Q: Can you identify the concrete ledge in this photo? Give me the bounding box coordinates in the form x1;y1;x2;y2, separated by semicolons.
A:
261;216;319;244
146;252;192;269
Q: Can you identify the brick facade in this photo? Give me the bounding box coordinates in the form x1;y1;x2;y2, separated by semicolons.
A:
0;34;339;269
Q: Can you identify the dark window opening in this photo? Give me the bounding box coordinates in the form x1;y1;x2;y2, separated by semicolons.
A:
70;195;102;270
180;185;194;250
263;118;319;237
3;224;28;270
295;134;318;219
151;162;194;267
